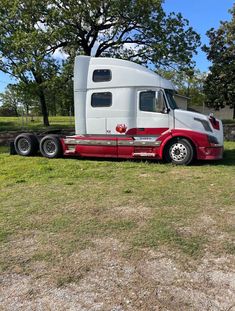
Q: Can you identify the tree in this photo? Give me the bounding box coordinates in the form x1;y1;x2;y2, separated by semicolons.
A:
0;85;19;116
0;0;60;126
203;5;235;119
0;83;41;116
0;0;200;125
47;0;200;71
158;68;206;106
44;60;74;116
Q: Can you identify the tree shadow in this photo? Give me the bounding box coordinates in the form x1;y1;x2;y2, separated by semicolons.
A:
217;148;235;166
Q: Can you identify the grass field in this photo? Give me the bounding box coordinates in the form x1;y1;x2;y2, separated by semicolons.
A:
0;116;75;132
0;143;234;310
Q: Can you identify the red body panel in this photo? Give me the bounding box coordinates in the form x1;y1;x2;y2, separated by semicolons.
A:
117;136;134;158
197;146;223;160
166;129;223;160
65;135;117;158
62;128;223;161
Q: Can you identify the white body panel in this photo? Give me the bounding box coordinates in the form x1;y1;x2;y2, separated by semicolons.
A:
174;110;224;145
74;56;175;135
86;87;136;134
74;56;90;134
137;111;170;130
136;89;172;131
73;55;223;149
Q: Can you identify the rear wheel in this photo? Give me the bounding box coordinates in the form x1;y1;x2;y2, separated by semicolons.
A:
165;138;194;165
40;135;63;158
14;133;39;156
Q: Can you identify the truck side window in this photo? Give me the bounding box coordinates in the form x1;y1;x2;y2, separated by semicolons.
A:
140;91;156;112
93;69;112;82
139;91;165;112
91;92;112;107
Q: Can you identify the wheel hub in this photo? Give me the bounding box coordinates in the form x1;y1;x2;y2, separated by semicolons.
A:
18;138;30;153
44;140;56;155
170;143;188;162
174;149;180;155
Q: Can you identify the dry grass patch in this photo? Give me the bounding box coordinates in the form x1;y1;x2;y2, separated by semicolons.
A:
110;204;153;223
1;239;234;311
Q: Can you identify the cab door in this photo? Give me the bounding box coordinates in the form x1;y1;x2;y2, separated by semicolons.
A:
86;90;114;134
136;89;170;136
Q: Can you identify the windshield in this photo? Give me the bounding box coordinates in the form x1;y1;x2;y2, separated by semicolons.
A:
165;90;178;110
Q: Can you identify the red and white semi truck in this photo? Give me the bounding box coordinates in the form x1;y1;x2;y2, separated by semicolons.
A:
14;56;224;165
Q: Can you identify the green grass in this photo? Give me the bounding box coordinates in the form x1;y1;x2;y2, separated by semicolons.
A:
0;116;75;132
0;142;234;275
0;145;8;153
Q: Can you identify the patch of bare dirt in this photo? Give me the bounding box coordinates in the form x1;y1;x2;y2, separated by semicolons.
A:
111;204;153;222
177;214;217;236
139;250;235;311
0;237;234;311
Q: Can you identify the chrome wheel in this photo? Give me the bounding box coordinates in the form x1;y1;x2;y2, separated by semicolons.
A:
43;139;57;156
14;133;39;156
17;138;30;155
169;142;188;162
40;135;62;158
165;139;194;165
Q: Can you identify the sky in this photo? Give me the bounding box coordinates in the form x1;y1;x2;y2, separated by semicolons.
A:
163;0;234;71
0;0;234;92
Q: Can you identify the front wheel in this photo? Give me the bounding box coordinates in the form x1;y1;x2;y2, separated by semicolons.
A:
40;135;63;158
165;138;194;165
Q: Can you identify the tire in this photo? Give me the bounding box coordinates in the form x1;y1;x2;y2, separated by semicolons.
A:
39;135;63;158
14;133;39;156
165;138;194;165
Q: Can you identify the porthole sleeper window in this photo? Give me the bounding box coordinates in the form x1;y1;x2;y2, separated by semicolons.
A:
93;69;112;82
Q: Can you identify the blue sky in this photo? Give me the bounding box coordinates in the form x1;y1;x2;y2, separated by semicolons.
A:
163;0;234;71
0;0;234;92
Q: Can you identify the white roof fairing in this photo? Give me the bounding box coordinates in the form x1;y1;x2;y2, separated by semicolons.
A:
74;56;176;91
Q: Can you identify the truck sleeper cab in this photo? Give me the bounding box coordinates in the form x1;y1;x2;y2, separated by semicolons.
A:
14;56;224;165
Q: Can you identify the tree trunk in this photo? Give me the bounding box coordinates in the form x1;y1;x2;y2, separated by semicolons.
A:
32;70;50;126
39;88;50;126
14;107;18;117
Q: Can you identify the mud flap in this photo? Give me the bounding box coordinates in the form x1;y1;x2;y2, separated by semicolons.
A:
9;141;17;155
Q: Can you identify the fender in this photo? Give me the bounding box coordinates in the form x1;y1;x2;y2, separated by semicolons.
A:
158;129;210;159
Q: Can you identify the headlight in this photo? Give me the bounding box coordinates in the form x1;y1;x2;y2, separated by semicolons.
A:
207;135;219;145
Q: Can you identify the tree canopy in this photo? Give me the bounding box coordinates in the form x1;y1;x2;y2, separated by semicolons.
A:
203;5;235;119
0;0;200;125
157;68;206;106
47;0;200;70
0;85;19;116
0;0;61;125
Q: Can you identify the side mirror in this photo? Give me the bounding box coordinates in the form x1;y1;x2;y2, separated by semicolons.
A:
156;90;168;113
